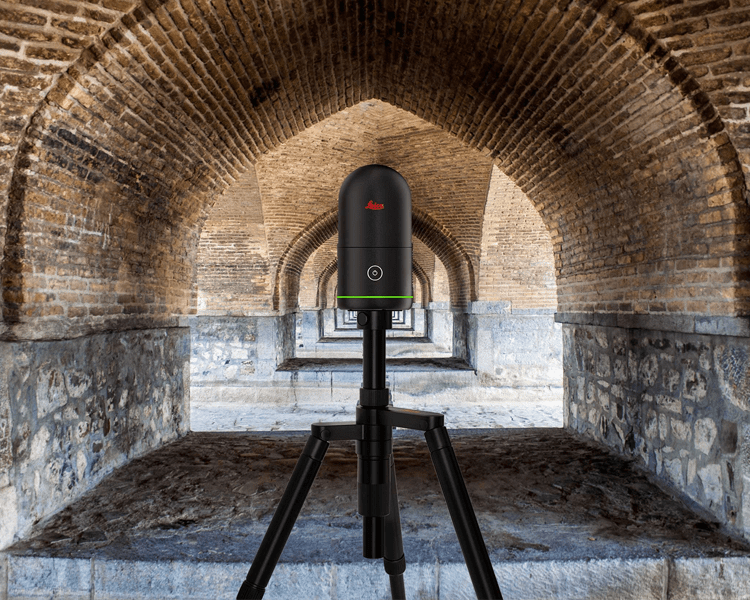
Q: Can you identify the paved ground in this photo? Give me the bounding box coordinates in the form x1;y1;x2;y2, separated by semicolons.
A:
4;429;750;598
191;398;564;432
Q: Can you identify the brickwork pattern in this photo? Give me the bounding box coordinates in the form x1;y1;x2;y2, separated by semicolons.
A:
196;101;490;314
2;0;748;338
479;167;557;309
254;100;490;312
198;103;484;313
316;256;338;309
433;260;450;304
298;237;336;309
196;164;271;313
0;0;138;269
565;323;750;540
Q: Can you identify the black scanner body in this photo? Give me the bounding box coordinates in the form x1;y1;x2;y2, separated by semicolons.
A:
337;165;413;311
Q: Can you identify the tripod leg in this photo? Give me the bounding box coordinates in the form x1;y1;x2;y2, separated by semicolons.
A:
237;435;329;600
425;427;502;600
383;455;406;600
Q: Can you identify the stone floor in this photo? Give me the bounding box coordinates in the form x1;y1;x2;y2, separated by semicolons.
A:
3;429;750;599
191;397;564;432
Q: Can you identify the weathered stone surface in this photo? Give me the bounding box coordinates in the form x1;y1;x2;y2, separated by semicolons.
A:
0;329;190;551
565;323;750;542
3;430;750;598
190;311;563;431
668;557;750;600
6;556;90;599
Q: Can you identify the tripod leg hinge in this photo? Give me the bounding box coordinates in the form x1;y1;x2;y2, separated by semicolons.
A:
424;424;451;452
383;554;406;576
237;580;265;599
303;433;330;460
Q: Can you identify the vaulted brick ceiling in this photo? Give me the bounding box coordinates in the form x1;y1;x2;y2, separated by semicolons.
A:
1;0;748;339
196;100;493;312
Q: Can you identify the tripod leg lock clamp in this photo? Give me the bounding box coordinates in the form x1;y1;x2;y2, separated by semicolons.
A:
237;580;265;599
383;554;406;576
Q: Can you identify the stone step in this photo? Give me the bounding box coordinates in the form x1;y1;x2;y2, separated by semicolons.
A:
4;430;749;600
189;394;564;431
190;359;565;431
295;336;452;359
4;554;749;599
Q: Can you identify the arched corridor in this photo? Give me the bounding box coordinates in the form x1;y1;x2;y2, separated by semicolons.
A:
2;0;750;595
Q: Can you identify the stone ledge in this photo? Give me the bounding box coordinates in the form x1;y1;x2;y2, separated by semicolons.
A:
4;555;749;599
276;357;475;371
0;318;190;343
555;312;750;337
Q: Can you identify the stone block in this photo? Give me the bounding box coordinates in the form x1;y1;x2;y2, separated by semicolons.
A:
468;301;511;315
616;314;695;334
720;420;738;454
695;418;717;454
668;557;750;599
1;555;6;600
330;371;364;387
439;559;666;600
695;316;750;337
698;464;723;506
94;559;261;599
714;344;750;411
333;562;393;599
6;556;90;599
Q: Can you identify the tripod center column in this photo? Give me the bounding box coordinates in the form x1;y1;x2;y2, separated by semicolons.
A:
356;309;393;559
360;310;389;395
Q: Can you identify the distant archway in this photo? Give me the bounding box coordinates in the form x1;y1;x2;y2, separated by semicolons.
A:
274;207;474;312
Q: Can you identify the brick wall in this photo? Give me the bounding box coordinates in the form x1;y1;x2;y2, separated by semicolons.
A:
479;167;557;310
197;100;493;313
196;164;271;313
0;0;138;278
298;238;336;309
433;260;450;304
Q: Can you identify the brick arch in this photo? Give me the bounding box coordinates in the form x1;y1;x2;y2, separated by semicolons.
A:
275;207;473;312
411;260;432;307
3;0;750;338
272;209;338;313
316;258;339;310
317;256;432;309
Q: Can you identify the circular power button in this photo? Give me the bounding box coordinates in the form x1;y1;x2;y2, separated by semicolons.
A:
367;265;383;281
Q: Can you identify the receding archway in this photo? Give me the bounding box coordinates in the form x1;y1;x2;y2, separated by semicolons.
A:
2;0;750;553
272;206;476;312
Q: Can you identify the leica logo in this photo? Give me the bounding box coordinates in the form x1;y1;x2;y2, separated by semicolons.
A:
365;200;384;210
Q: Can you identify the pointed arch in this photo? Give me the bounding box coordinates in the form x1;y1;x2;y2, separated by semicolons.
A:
274;207;473;312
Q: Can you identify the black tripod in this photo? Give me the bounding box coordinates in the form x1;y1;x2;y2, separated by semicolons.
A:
237;310;503;599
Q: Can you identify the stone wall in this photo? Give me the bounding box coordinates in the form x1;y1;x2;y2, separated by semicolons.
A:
189;315;295;427
0;327;190;550
190;308;562;431
563;319;750;540
190;315;294;387
468;302;563;390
